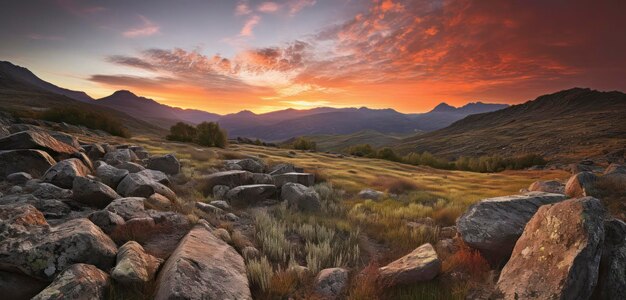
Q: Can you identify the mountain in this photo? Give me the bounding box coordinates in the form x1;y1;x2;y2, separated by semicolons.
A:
96;90;220;127
0;61;93;102
408;102;509;131
395;88;626;162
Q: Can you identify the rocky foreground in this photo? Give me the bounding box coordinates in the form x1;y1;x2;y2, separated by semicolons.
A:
0;115;625;299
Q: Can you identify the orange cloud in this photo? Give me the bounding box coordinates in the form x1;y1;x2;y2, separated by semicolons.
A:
123;15;159;38
240;15;261;37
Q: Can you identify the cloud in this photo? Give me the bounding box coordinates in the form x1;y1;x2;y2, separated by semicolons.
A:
27;34;64;41
235;1;252;16
287;0;316;15
106;55;156;71
258;2;280;13
55;0;106;17
123;15;160;38
240;15;261;37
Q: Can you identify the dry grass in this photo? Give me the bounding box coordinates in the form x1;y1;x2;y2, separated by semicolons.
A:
592;175;626;220
347;263;383;300
371;175;421;194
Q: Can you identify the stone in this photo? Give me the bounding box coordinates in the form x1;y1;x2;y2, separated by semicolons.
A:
226;184;277;207
85;143;106;161
273;172;315;187
104;149;138;164
251;173;274;184
281;182;321;212
314;268;348;300
49;131;81;149
594;219;626;300
456;192;567;260
42;158;91;189
528;180;565;194
145;193;172;211
0;130;77;158
72;176;120;208
0;270;48;300
496;197;605;300
439;226;457;239
224;213;239;222
195;202;223;214
210;200;231;210
95;163;129;189
0;194;70;219
358;189;385;200
116;172;176;201
0;218;117;280
202;170;253;192
565;171;598;198
6;172;32;184
105;197;147;220
88;210;126;234
112;241;163;285
70;151;94;171
8;185;22;194
117;161;145;173
378;243;441;286
213;185;230;200
604;163;626;176
0;150;56;179
242;246;260;260
214;228;232;243
31;264;110;300
147;154;180;175
32;183;72;199
137;169;171;186
225;158;264;173
269;163;297;175
153;222;251;300
0;203;48;240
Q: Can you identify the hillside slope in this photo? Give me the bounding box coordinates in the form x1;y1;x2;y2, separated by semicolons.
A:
395;88;626;162
283;130;412;152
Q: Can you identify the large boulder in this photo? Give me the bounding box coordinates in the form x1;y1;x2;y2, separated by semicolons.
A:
153;222;251;300
42;158;91;189
269;163;300;175
565;171;598;198
6;172;32;184
0;194;70;219
0;218;117;280
0;150;56;179
0;130;77;158
273;172;314;187
0;270;48;300
111;241;163;285
104;149;138;165
72;176;120;208
358;189;385;200
137;169;171;186
202;170;253;192
49;131;81;149
32;183;72;200
88;210;126;234
95;163;129;189
594;219;626;299
496;197;605;299
84;144;106;161
226;184;277;207
314;268;349;300
225;158;264;173
31;264;110;300
281;182;321;212
378;243;440;286
212;185;230;200
528;180;565;194
0;203;48;240
456;192;567;260
117;161;145;173
116;172;176;201
251;173;273;184
147;154;180;175
105;197;148;220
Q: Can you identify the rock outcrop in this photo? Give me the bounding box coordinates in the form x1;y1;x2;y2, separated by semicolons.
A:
0;149;56;179
378;243;441;286
0;130;77;158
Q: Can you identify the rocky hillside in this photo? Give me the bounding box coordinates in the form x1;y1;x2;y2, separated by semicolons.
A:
395;88;626;163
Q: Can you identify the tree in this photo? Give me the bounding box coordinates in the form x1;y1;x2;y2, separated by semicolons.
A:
195;122;227;148
346;144;375;157
293;137;316;151
377;147;399;161
166;122;197;142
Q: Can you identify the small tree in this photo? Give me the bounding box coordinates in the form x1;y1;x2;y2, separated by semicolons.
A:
167;122;197;142
346;144;376;157
293;137;316;151
195;122;227;148
376;147;399;161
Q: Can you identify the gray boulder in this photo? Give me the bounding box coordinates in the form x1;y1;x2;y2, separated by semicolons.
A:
273;172;314;187
105;197;148;221
0;149;56;179
269;163;299;175
281;183;321;212
116;172;176;201
0;194;70;219
225;158;264;173
202;170;253;191
565;171;598;198
0;130;77;158
378;243;441;286
195;202;223;215
226;184;277;207
32;183;72;200
252;173;274;184
595;219;626;300
104;149;138;165
96;163;129;189
153;222;251;300
147;154;180;175
358;189;384;200
112;241;163;285
117;161;145;173
88;210;126;234
72;176;120;208
457;192;567;259
210;200;231;210
528;180;565;194
84;143;106;161
42;158;91;189
212;185;230;200
31;264;110;300
314;268;348;300
48;131;81;149
6;172;32;184
137;169;170;186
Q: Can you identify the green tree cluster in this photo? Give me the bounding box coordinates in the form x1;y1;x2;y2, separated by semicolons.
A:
166;121;227;148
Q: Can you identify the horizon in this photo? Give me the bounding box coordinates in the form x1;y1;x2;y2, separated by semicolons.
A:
2;0;625;114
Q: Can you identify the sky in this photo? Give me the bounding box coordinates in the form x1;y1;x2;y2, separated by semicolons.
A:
1;0;625;114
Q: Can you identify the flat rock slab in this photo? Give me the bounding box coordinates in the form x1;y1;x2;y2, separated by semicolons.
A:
202;170;253;192
378;243;441;286
154;222;251;300
273;172;314;187
0;130;77;158
226;184;277;207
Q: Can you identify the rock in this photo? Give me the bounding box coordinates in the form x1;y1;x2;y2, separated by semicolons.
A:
0;270;48;300
8;185;23;194
242;246;260;260
42;158;91;189
117;161;145;173
88;210;126;234
225;158;264;173
147;154;180;175
153;222;251;300
195;202;223;214
112;241;163;285
456;192;567;260
85;143;106;161
70;151;94;171
273;172;315;187
565;171;598;198
439;226;457;239
281;183;321;212
214;228;232;243
145;193;172;211
72;176;120;208
604;163;626;176
251;173;273;184
0;194;70;219
378;243;441;286
224;213;239;222
202;170;253;192
210;200;230;210
95;163;129;189
104;149;138;165
0;150;56;179
213;185;230;200
358;189;384;200
226;184;277;207
6;172;32;184
225;162;242;170
0;130;77;158
31;264;110;300
435;239;458;259
570;163;594;174
528;180;565;194
116;172;176;201
594;219;626;299
137;169;170;186
0;218;117;280
48;131;81;149
496;197;605;299
314;268;348;300
0;203;48;240
32;183;72;199
269;163;297;175
105;197;147;220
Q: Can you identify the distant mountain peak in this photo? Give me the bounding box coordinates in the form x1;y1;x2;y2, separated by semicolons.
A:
431;102;456;112
111;90;136;96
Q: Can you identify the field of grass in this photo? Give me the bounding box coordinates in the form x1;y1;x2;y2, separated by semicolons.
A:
128;135;569;299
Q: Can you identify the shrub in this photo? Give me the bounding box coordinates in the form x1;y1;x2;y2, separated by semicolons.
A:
346;144;376;157
39;107;130;137
292;137;316;151
167;122;197;142
377;147;400;162
195;122;227;148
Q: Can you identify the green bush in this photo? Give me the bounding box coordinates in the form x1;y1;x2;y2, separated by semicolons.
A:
195;122;227;148
39;107;130;138
166;122;197;142
377;147;400;162
346;144;376;157
292;137;316;151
